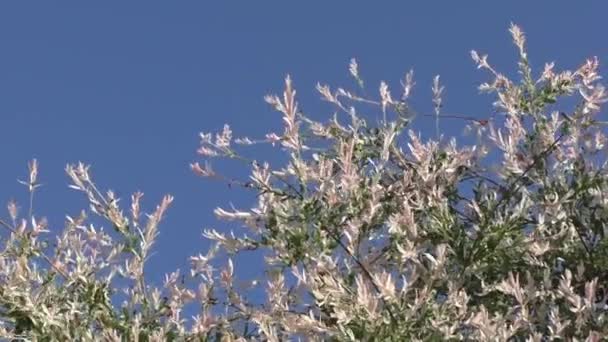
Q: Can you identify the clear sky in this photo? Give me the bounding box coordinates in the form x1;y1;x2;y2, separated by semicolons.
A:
0;2;606;286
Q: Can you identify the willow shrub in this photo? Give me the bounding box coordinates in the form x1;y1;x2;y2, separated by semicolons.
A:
1;25;607;341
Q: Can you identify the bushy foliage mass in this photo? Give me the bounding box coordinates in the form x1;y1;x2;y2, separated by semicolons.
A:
1;25;607;341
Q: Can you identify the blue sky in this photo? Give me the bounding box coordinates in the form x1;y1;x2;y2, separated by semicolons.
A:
0;2;606;286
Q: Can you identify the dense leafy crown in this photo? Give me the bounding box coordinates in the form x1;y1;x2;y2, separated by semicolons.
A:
1;25;607;341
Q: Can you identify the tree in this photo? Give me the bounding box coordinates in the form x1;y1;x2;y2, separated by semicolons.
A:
0;24;607;341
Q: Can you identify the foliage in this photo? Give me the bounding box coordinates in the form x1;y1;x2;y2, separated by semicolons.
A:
1;25;607;341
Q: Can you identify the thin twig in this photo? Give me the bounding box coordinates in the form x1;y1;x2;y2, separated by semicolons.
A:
321;225;398;324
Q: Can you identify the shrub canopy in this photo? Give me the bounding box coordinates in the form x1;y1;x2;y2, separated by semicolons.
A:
1;25;607;341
